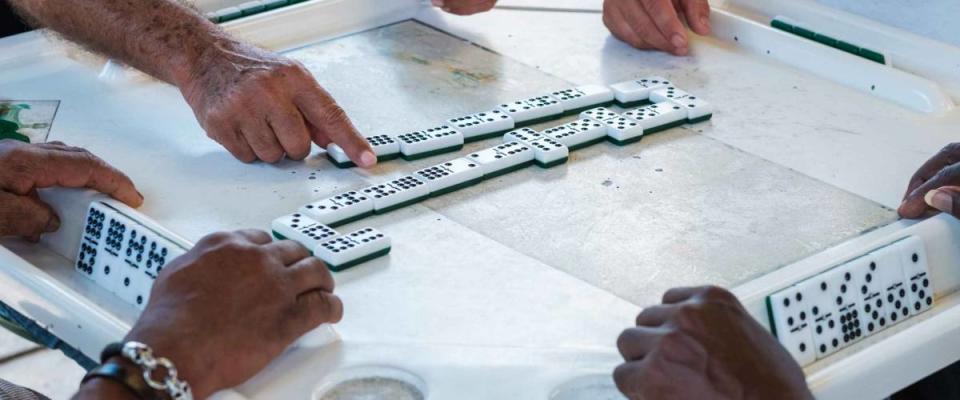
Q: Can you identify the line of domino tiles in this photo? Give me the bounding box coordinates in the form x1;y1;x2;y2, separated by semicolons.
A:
274;77;714;271
324;77;712;168
771;16;887;65
767;236;933;367
75;202;189;310
204;0;310;23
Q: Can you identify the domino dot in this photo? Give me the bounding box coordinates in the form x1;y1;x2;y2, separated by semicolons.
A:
912;253;919;263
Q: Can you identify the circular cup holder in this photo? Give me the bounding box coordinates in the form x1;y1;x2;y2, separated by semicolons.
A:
550;374;625;400
312;365;427;400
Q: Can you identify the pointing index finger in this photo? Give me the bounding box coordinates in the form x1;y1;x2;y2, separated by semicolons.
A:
294;85;376;168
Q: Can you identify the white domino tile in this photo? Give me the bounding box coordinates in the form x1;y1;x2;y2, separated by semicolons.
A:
622;103;687;132
526;137;569;168
609;76;672;104
895;236;933;315
326;134;400;166
579;106;619;122
467;141;535;177
767;283;818;366
299;191;374;227
447;109;515;140
397;126;464;159
271;213;341;250
503;127;544;144
544;120;606;150
314;227;392;271
415;158;484;195
603;116;644;144
497;96;564;124
550;84;615;112
649;86;689;103
361;175;431;213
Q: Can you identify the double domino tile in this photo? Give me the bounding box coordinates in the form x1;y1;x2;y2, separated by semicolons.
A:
766;236;933;366
271;213;392;272
76;202;188;310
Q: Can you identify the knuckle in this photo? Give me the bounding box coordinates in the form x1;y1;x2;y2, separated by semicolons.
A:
659;331;688;353
700;285;734;302
318;104;349;124
941;142;960;155
198;231;234;246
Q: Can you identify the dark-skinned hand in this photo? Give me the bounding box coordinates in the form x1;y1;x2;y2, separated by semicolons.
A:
121;230;343;399
614;286;813;400
899;143;960;219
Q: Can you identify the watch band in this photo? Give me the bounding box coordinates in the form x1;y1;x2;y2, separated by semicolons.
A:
81;360;163;400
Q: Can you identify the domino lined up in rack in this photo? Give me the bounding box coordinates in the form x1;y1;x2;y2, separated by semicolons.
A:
75;201;190;310
770;16;888;65
275;77;713;271
205;0;310;23
326;78;712;168
766;236;933;366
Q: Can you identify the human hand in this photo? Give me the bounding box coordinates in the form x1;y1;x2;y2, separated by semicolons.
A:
431;0;497;15
0;140;142;241
124;230;343;399
899;143;960;219
614;286;813;400
177;41;376;165
602;0;711;55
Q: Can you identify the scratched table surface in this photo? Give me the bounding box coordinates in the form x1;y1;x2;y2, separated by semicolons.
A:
1;2;959;397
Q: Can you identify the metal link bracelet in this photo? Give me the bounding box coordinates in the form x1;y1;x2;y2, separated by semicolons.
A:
120;341;194;400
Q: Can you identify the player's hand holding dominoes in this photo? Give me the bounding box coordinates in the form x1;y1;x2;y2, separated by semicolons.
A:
430;0;497;16
899;142;960;220
0;140;143;241
176;40;377;166
613;286;813;400
602;0;712;56
118;230;343;400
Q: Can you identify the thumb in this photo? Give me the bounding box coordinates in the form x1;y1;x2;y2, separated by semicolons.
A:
924;186;960;219
0;191;60;240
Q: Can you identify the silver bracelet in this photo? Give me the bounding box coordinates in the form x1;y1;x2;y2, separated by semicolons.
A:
120;341;194;400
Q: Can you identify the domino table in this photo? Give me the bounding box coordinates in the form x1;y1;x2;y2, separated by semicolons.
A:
2;0;960;398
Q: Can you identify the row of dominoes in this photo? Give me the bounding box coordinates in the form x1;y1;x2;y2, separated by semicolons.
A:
274;79;713;271
325;77;711;168
205;0;308;23
771;16;887;65
766;236;933;367
75;202;188;310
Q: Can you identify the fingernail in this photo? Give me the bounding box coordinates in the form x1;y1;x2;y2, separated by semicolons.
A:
46;214;61;233
671;34;687;50
700;16;711;32
137;190;145;202
925;190;953;213
432;0;444;6
360;151;377;167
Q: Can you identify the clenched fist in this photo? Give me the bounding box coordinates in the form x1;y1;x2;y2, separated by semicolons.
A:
614;286;813;400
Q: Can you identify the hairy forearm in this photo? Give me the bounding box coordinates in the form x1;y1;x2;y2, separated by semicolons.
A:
8;0;236;87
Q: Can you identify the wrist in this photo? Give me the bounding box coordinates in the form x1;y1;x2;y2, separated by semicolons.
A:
123;328;217;399
78;357;168;400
